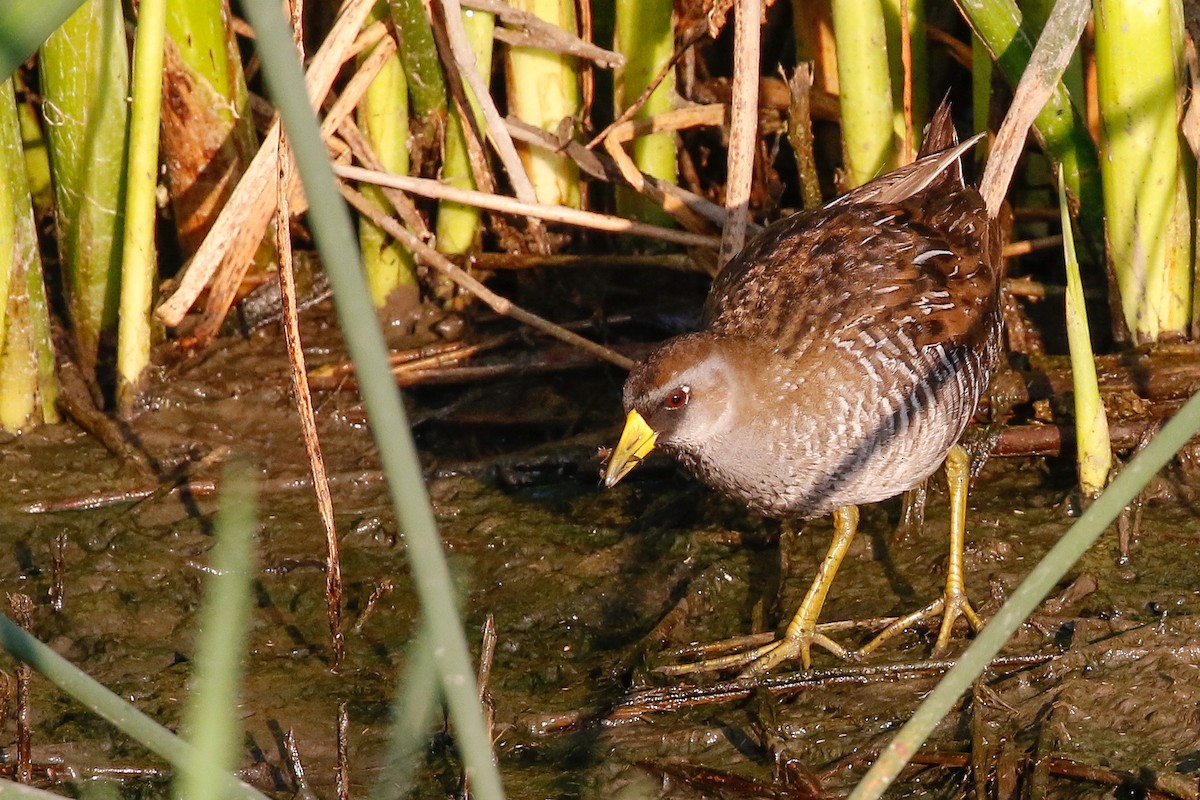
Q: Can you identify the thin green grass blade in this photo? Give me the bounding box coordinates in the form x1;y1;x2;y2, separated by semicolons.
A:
971;32;991;166
175;461;258;800
369;624;442;800
0;614;269;800
238;1;505;797
0;0;85;79
848;390;1200;799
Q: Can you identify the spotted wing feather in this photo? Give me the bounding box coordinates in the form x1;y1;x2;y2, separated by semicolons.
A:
703;104;998;367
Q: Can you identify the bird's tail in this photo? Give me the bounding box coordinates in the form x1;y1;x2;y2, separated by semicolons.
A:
833;106;981;208
915;98;965;191
919;98;960;157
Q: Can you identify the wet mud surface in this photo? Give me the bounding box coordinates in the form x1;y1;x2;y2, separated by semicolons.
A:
2;308;1200;798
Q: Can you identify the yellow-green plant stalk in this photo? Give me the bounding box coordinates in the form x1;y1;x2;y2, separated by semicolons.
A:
39;0;130;375
117;0;167;411
831;0;895;185
14;75;51;217
971;31;991;166
505;0;581;207
387;0;448;139
614;0;677;224
881;0;927;154
161;0;260;258
0;79;58;432
1094;0;1194;341
957;0;1104;262
1059;167;1111;497
436;7;495;258
359;5;419;317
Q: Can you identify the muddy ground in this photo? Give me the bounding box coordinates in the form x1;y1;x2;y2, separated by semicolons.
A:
2;302;1199;799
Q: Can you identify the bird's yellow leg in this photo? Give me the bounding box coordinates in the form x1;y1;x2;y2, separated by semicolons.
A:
859;444;984;657
659;505;858;677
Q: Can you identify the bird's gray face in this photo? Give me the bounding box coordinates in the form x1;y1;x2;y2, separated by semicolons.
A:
604;333;739;486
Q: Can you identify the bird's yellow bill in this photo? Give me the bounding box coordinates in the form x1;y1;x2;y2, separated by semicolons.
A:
603;410;658;487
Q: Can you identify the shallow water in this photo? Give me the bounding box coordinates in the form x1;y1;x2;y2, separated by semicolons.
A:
2;309;1199;799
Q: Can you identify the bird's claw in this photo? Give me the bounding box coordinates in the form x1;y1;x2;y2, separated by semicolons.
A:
857;588;984;658
657;626;851;677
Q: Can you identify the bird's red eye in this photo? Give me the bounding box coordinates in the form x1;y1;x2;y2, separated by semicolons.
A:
664;387;689;410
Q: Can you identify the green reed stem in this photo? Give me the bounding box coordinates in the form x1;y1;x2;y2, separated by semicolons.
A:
0;77;57;432
1020;0;1085;114
387;0;447;125
614;0;677;224
359;4;418;313
38;0;129;375
165;0;248;126
116;0;166;411
14;73;51;214
162;0;260;258
831;0;895;184
505;0;581;207
436;7;494;258
881;0;926;152
1059;167;1111;496
1094;0;1193;341
957;0;1104;263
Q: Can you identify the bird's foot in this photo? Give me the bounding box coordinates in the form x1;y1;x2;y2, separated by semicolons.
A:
657;624;852;678
857;586;984;658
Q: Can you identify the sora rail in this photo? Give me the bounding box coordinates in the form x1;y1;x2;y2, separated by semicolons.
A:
603;103;1003;675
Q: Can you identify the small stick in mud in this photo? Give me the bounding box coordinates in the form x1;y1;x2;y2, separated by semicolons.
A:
10;594;34;785
337;702;350;800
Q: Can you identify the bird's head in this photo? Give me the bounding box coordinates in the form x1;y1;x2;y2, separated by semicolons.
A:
603;333;746;487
